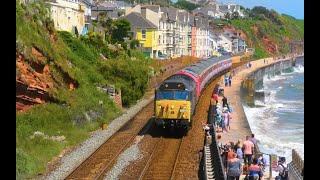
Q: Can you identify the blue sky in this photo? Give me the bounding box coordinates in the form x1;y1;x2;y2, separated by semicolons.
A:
178;0;304;19
219;0;304;19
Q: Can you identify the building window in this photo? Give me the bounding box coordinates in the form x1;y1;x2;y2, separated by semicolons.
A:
142;29;146;39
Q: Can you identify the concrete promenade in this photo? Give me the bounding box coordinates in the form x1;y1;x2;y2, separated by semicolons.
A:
217;56;294;179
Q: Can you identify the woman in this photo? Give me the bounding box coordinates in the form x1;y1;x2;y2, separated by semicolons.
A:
226;152;243;180
235;140;243;160
248;157;262;180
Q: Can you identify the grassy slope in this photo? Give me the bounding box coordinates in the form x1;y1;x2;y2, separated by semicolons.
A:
16;1;151;179
222;14;304;59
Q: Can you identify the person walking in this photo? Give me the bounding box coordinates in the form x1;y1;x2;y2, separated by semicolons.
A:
251;134;257;145
243;135;255;166
248;158;262;180
226;153;243;180
229;74;232;87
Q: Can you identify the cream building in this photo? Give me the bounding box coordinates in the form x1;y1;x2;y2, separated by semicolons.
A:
48;0;85;34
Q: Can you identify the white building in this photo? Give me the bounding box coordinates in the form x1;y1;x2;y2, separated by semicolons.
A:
47;0;85;34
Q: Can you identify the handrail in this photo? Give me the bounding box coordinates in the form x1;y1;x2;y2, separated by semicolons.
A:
292;149;304;175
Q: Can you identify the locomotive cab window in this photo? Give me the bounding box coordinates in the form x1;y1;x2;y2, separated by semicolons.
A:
156;91;190;100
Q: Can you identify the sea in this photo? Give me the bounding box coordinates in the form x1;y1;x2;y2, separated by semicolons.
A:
242;57;304;165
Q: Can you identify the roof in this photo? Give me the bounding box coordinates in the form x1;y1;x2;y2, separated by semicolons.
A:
95;1;130;9
168;7;178;21
219;33;233;42
182;55;231;76
195;16;205;28
141;5;160;13
178;11;187;24
92;6;116;11
188;14;194;26
160;7;168;21
124;12;157;29
160;74;195;91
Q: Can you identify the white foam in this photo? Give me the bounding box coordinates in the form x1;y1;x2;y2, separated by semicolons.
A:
294;65;304;73
242;102;304;164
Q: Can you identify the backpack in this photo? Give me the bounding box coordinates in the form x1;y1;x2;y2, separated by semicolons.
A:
279;164;289;180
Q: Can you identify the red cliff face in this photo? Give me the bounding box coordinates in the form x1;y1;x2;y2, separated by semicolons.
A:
16;47;77;112
262;36;279;54
16;49;52;112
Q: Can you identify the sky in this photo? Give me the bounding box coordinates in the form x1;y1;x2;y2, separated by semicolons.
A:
180;0;304;19
218;0;304;19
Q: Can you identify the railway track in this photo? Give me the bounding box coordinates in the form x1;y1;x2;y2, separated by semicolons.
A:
65;60;248;180
138;137;184;180
65;102;154;180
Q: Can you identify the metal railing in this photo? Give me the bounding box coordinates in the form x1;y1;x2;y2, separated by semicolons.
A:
291;149;304;175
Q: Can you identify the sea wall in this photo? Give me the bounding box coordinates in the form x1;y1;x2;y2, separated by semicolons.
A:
241;57;304;106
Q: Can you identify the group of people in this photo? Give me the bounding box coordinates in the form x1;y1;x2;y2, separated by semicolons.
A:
202;73;290;180
246;62;252;68
216;134;269;180
217;133;289;180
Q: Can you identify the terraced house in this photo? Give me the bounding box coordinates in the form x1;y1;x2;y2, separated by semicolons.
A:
124;11;158;58
47;0;85;35
125;4;225;59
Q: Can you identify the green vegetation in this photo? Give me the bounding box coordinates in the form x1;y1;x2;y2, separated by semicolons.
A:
174;0;199;11
16;0;154;179
211;6;304;59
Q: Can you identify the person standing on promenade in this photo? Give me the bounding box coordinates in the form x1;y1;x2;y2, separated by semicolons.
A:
228;102;233;113
264;59;265;64
223;107;230;132
217;134;223;153
226;152;243;180
222;95;229;109
213;93;219;104
229;74;232;87
235;140;243;160
248;157;262;180
251;134;257;145
223;107;232;132
276;157;288;180
225;75;229;86
221;109;228;133
243;135;255;166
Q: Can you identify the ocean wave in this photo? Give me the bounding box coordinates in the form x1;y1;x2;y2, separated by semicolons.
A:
243;102;304;163
294;65;304;73
263;75;287;83
258;138;304;163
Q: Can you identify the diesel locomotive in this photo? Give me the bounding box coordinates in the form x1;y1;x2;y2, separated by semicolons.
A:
154;55;232;130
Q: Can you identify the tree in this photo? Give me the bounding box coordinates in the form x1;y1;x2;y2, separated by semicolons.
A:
174;0;199;11
98;11;114;43
224;12;231;20
117;11;125;17
111;19;131;44
231;11;240;20
130;39;140;49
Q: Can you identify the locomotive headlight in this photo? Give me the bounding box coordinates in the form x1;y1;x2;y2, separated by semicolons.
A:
171;105;174;110
182;113;186;118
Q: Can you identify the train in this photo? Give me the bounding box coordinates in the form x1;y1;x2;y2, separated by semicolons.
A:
154;55;232;130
